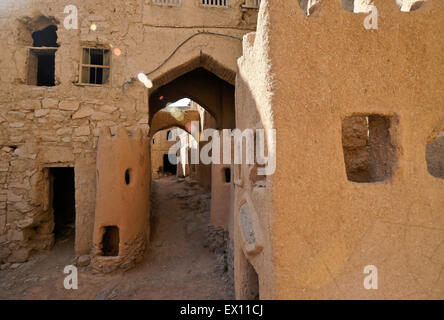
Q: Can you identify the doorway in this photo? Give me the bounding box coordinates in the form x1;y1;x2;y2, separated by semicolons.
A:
50;167;75;241
163;154;177;175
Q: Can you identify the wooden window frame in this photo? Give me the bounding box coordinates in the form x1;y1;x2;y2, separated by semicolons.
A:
78;46;112;86
27;46;58;86
200;0;230;8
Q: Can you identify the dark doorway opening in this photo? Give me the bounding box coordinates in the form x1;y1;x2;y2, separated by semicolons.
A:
224;168;231;183
37;53;55;86
50;167;75;240
102;226;120;257
163;154;177;175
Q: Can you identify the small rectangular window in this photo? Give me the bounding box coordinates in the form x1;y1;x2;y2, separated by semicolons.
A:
79;48;111;85
28;48;57;86
152;0;181;6
342;114;398;183
224;167;231;183
200;0;229;8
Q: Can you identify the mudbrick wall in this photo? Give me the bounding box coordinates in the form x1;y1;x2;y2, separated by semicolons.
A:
235;0;444;299
0;0;256;265
150;108;200;179
92;127;150;273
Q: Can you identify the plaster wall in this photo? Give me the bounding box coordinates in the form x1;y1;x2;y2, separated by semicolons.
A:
92;127;150;272
236;0;444;299
151;128;180;178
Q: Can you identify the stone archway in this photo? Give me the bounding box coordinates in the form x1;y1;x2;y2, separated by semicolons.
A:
146;58;238;292
150;108;200;136
149;67;235;130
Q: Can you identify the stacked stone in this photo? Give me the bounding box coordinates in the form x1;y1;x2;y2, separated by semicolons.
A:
0;148;10;265
0;89;148;265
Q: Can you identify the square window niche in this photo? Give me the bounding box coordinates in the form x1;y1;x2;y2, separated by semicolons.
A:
426;128;444;180
342;114;398;183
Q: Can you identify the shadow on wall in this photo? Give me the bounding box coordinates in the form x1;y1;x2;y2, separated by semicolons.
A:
426;130;444;179
242;252;259;300
234;61;273;299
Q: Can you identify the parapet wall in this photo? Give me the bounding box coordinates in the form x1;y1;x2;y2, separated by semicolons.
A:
236;0;444;299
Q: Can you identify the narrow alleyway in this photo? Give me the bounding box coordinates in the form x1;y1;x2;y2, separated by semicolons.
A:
0;177;233;300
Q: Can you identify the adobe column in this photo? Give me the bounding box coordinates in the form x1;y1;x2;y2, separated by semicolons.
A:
92;127;150;273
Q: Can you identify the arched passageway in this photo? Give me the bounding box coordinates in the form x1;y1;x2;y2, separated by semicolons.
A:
149;67;235;130
146;64;237;298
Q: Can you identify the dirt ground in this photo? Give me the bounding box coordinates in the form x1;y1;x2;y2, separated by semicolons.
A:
0;176;233;300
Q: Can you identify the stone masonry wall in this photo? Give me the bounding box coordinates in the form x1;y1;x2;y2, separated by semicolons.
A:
0;0;255;264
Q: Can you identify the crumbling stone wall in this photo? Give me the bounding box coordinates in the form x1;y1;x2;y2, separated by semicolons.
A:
0;0;255;265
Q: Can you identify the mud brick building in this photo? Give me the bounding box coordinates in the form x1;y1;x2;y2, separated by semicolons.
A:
0;0;443;299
